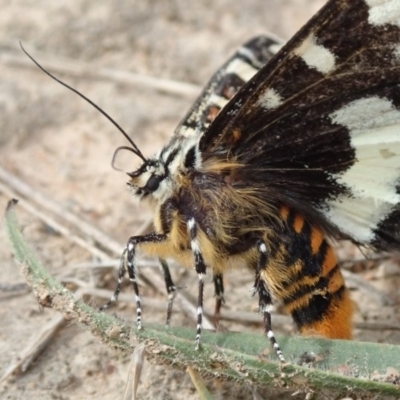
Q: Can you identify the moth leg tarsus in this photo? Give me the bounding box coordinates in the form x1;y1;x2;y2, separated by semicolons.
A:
159;257;177;328
124;233;167;330
254;239;286;363
187;217;207;350
99;247;127;312
194;277;205;351
101;233;167;330
125;237;143;330
213;273;225;328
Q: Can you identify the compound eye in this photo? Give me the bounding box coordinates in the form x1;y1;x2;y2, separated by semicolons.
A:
146;175;160;192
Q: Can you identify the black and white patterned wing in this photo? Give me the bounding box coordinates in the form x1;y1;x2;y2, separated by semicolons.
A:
200;0;400;251
174;35;283;138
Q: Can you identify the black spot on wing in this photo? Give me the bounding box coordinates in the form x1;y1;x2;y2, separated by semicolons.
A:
372;180;400;251
266;56;323;102
371;89;400;251
184;146;196;169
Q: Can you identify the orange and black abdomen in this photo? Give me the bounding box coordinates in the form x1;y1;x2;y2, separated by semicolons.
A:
271;206;354;339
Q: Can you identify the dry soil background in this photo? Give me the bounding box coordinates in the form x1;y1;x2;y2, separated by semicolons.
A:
1;1;400;399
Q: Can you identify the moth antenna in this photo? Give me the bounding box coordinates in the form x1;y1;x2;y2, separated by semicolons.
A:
19;41;147;163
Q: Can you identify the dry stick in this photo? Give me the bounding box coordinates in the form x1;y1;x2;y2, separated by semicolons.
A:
0;50;201;98
69;257;182;270
340;254;391;265
342;269;394;306
186;366;214;400
0;165;123;256
75;286;171;311
0;181;109;260
0;288;85;384
123;344;146;400
0;313;66;384
0;165;214;329
0;282;28;293
355;321;400;331
69;260;121;269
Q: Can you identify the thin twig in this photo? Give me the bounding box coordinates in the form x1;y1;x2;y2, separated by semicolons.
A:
123;344;146;400
0;298;73;384
187;366;214;400
355;321;400;331
0;282;28;292
0;47;201;98
0;181;109;260
65;285;175;313
68;256;181;270
340;254;391;265
342;270;394;306
0;165;123;256
69;260;120;269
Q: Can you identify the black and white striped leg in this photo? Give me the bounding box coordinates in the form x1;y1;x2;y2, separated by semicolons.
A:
101;233;166;330
187;217;207;350
159;258;176;327
99;248;128;311
254;240;285;362
125;233;166;330
213;273;225;328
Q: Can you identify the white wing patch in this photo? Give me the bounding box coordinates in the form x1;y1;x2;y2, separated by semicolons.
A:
331;96;400;137
325;196;393;242
366;0;400;27
256;88;283;109
294;33;336;74
327;96;400;241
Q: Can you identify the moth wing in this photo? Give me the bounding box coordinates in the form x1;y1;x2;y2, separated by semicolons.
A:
199;0;400;250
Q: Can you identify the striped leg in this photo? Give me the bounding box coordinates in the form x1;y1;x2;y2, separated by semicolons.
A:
187;217;207;350
100;233;166;330
125;233;166;329
213;273;225;328
254;240;286;362
159;258;176;327
99;248;128;311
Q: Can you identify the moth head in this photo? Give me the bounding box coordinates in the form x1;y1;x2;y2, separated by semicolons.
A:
110;146;162;201
125;158;168;201
114;136;201;203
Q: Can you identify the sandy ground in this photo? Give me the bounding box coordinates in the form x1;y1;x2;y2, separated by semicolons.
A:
1;1;400;399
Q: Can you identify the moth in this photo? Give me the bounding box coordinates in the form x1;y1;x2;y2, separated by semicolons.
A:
24;0;400;363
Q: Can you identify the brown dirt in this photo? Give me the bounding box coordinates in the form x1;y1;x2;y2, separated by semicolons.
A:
1;1;400;399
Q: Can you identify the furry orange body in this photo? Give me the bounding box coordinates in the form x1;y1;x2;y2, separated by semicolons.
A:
137;163;354;342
